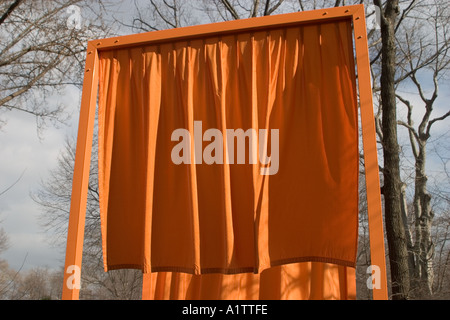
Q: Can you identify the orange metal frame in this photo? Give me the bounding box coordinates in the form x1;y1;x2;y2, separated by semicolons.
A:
61;4;388;300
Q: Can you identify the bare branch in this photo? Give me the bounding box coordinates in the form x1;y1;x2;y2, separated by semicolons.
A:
0;0;22;26
251;0;260;17
0;169;26;198
426;110;450;137
150;0;178;28
374;95;384;142
397;120;418;138
221;0;240;20
396;94;421;158
410;73;428;105
0;55;62;108
394;0;417;34
264;0;270;16
264;0;284;16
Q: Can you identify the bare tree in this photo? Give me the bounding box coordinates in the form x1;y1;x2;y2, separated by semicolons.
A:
0;218;11;298
119;0;202;33
0;0;109;135
0;260;18;299
372;0;412;300
368;0;450;298
0;227;8;257
431;207;450;298
201;0;287;20
32;135;143;299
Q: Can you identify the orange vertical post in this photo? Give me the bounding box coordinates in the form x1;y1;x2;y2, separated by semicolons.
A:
353;6;389;300
61;43;99;300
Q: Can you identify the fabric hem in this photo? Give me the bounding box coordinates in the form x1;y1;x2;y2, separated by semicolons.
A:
105;256;355;274
269;256;356;269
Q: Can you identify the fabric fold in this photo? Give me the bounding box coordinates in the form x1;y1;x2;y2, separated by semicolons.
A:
142;45;162;273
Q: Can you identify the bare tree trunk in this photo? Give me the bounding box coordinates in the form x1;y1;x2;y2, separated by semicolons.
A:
413;144;434;296
400;183;416;275
376;0;411;299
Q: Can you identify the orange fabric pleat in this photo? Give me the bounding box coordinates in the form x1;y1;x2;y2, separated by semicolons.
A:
98;20;358;299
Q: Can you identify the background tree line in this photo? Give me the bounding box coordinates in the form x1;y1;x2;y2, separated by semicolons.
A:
1;0;449;300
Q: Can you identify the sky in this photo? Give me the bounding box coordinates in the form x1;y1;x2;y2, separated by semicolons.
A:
0;85;81;272
0;0;134;273
0;1;449;275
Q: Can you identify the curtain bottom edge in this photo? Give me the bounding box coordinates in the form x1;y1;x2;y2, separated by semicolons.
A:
104;256;356;274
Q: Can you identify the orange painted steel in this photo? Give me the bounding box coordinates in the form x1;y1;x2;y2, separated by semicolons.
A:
62;4;388;300
61;43;99;300
352;6;388;300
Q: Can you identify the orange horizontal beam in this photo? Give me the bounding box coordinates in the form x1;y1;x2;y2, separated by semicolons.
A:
90;5;361;51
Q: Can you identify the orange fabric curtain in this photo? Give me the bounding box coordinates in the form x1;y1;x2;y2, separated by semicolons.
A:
98;19;358;299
